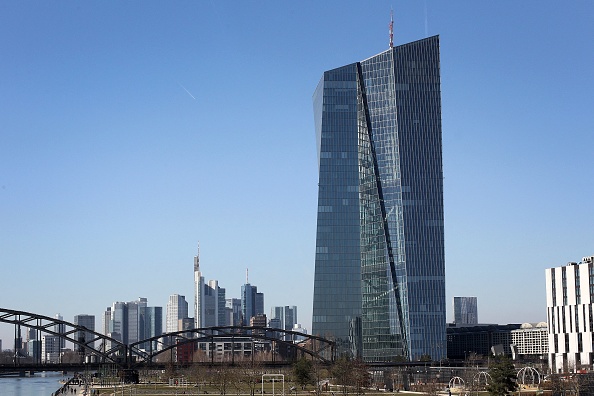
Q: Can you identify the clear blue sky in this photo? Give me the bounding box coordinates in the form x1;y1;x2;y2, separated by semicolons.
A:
1;1;593;346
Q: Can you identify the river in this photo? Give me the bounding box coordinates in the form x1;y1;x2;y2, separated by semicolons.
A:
0;372;67;396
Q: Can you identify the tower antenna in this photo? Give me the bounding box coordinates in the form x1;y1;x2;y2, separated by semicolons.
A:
246;268;249;284
389;8;394;48
194;241;200;271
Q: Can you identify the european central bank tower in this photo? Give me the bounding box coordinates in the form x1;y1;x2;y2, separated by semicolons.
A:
312;36;445;362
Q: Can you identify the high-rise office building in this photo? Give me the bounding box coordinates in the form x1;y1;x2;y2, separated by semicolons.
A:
271;306;297;341
102;307;111;336
269;317;282;329
271;306;296;329
73;314;95;354
102;299;159;346
453;297;478;325
217;286;227;327
27;339;41;361
312;35;446;362
26;328;37;341
241;283;264;326
142;306;163;351
166;294;189;333
226;298;242;326
109;302;127;343
194;244;203;329
201;280;226;327
194;245;227;328
42;335;61;363
14;326;22;355
55;313;66;349
127;298;147;345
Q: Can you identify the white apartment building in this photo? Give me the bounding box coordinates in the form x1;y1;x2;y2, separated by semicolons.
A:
546;255;594;373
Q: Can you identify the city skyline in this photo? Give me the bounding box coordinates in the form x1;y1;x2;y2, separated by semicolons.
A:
2;2;594;345
0;254;304;350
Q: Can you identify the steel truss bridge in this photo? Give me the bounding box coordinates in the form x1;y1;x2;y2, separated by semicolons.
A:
0;308;335;374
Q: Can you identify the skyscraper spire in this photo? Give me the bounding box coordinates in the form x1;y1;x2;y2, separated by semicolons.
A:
194;241;202;329
389;8;394;48
194;241;200;271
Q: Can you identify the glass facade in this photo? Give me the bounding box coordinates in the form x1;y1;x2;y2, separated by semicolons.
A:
453;297;478;325
312;36;446;362
241;283;264;325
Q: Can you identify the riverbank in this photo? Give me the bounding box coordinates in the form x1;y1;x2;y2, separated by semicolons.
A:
52;375;91;396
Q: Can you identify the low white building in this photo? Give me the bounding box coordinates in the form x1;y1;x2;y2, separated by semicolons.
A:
546;255;594;373
511;322;548;359
193;337;269;361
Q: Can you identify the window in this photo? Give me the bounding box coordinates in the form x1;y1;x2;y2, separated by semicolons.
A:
575;305;580;332
552;269;557;306
562;267;568;305
576;266;582;304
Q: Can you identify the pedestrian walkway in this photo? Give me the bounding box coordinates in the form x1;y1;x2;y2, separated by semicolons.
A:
52;379;92;396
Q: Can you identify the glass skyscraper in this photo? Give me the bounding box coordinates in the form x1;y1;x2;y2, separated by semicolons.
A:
241;283;264;326
312;36;446;362
73;314;95;354
453;296;478;325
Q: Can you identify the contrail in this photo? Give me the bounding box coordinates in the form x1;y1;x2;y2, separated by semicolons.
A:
178;82;196;100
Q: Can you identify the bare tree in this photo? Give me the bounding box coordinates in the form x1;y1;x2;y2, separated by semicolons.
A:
228;366;245;396
351;359;371;396
0;351;14;364
566;373;594;396
311;359;329;396
161;361;177;382
154;348;173;363
236;360;263;396
387;366;407;392
183;362;206;389
418;381;442;396
332;356;352;396
331;356;370;396
543;373;565;396
193;348;210;363
210;365;234;395
61;350;83;364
